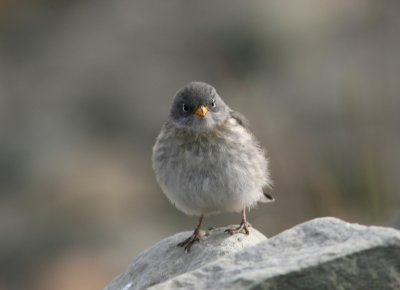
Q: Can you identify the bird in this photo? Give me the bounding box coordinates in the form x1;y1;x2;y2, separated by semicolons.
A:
152;81;274;252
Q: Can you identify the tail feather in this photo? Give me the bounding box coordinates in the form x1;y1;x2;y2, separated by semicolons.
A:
261;187;275;203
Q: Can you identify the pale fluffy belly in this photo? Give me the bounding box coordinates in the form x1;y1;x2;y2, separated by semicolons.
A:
157;146;266;216
153;118;270;216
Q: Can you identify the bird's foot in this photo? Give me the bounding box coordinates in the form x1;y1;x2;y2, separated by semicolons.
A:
177;230;202;253
225;221;251;235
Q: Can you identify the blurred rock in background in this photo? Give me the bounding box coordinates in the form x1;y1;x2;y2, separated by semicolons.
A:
0;1;399;290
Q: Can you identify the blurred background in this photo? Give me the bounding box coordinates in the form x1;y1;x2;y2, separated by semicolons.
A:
1;1;399;289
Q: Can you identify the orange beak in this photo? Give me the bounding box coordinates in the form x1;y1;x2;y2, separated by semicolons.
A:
195;105;209;118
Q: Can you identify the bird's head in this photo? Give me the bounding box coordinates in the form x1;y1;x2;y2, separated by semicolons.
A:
169;82;230;132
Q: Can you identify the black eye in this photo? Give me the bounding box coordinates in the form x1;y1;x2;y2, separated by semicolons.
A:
211;100;216;108
182;104;190;112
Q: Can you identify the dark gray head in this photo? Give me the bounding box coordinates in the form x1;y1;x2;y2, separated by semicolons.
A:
169;82;230;131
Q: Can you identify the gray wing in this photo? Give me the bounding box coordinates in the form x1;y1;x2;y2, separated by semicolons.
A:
229;110;250;129
230;110;274;203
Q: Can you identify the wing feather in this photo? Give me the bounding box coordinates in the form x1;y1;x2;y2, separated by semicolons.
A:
229;110;250;128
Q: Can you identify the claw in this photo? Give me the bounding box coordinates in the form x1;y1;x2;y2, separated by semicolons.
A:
177;215;204;253
225;221;251;235
225;208;251;235
177;231;201;252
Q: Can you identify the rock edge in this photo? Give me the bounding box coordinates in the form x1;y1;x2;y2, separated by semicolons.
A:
105;217;400;290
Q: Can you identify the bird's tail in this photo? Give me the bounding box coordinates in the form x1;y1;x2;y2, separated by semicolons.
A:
260;187;275;203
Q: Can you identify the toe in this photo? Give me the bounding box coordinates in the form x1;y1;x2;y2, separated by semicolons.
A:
177;232;202;252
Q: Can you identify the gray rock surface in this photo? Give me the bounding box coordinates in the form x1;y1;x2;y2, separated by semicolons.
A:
105;217;400;290
105;227;267;290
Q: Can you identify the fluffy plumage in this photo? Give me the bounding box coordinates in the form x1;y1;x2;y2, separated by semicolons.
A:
152;81;273;251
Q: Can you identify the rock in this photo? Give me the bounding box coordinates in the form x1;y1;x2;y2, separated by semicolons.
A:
105;217;400;290
105;227;267;290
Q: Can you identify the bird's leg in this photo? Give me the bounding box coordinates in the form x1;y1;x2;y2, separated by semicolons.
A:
225;208;251;235
177;215;204;252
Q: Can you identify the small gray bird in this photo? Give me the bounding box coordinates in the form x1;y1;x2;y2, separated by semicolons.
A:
152;82;274;252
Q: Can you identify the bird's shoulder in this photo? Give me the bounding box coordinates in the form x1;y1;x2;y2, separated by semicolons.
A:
228;110;250;129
